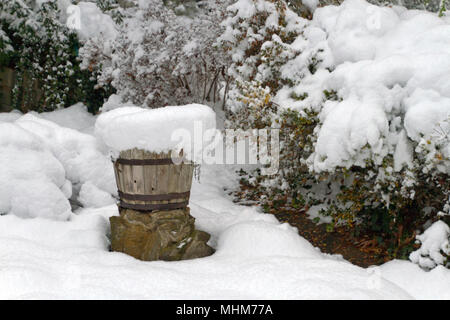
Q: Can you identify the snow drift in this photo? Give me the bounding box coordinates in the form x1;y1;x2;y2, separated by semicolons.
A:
0;105;116;219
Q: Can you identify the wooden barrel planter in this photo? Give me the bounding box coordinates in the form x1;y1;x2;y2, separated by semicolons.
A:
113;149;194;211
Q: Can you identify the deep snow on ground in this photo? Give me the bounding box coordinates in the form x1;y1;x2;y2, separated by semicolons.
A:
0;167;409;299
0;105;449;299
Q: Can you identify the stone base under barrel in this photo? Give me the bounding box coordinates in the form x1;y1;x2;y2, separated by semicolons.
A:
110;207;214;261
109;149;214;261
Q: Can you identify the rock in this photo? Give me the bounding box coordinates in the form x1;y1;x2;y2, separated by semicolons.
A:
182;230;215;260
110;206;214;261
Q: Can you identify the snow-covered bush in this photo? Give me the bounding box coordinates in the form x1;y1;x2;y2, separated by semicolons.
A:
16;114;117;197
95;0;126;24
81;0;232;109
220;0;307;121
365;0;448;16
229;0;449;259
410;220;450;269
0;122;72;220
219;0;330;189
289;0;449;16
287;0;319;17
301;0;450;237
0;0;113;113
304;0;449;16
0;107;117;219
220;0;332;210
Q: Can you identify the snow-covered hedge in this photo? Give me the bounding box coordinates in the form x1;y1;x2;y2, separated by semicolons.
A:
0;122;72;220
304;0;449;223
0;0;114;113
0;106;116;220
225;0;449;261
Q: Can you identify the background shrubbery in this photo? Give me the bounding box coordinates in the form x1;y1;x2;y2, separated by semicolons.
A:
80;0;232;109
0;0;114;113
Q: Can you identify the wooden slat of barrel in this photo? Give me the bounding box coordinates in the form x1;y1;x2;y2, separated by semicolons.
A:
143;152;157;207
115;149;193;211
131;148;146;207
183;162;194;196
169;150;183;206
152;152;164;207
113;161;122;194
164;157;173;207
157;152;167;205
121;150;135;207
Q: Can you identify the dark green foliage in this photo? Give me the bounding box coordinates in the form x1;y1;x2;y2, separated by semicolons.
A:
0;0;113;113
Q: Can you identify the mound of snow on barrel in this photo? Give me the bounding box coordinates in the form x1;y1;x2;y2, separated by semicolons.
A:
95;104;216;162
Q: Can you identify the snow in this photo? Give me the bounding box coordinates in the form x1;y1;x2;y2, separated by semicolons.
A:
216;220;320;259
0;109;22;123
101;94;126;113
16;114;116;197
1;0;449;300
34;103;96;133
0;122;72;220
393;130;414;171
303;0;319;12
404;89;450;141
95;104;217;162
0;106;448;299
274;0;450;173
306;204;333;224
409;220;449;269
227;0;257;20
381;260;450;299
70;1;117;41
0;165;409;299
78;181;116;208
0;106;116;220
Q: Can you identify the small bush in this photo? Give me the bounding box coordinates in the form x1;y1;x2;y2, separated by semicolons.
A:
81;0;232;109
